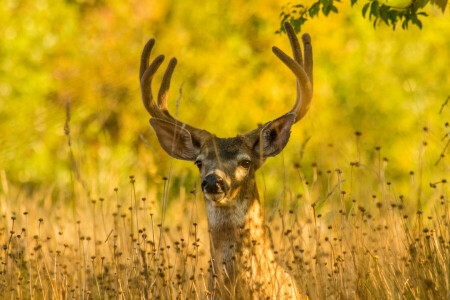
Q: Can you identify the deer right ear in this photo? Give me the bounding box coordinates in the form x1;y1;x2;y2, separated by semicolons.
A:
150;118;200;161
253;113;296;158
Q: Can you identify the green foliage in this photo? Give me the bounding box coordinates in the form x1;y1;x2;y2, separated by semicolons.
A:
0;0;449;209
278;0;447;32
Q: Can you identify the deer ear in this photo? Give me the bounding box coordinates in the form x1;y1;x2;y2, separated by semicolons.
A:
150;118;200;161
253;113;295;158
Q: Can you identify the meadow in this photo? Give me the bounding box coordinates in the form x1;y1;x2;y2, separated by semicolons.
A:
1;0;449;299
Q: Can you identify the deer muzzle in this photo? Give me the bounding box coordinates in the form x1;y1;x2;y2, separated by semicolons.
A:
201;174;228;199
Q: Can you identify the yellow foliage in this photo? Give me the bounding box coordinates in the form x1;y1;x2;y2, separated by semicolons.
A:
0;1;448;297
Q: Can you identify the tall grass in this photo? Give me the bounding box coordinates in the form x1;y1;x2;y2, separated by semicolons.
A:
0;121;448;299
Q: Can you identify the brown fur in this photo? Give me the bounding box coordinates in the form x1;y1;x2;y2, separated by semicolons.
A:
199;136;298;299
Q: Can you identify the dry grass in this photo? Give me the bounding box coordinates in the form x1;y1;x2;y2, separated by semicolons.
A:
0;124;449;299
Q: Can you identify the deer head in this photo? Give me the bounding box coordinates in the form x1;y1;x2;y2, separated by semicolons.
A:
139;22;313;208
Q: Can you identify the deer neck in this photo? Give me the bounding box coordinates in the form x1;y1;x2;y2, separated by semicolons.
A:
204;180;271;275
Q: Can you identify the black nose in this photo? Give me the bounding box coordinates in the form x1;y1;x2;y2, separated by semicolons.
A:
201;174;224;194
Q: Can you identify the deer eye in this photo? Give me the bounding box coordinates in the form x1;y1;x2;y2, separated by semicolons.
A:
239;160;252;169
194;160;203;169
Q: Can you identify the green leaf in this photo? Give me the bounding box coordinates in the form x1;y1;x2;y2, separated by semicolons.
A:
309;2;321;17
278;0;435;32
362;2;370;17
278;14;290;33
291;17;304;32
322;2;331;16
370;1;380;19
388;9;399;26
402;19;409;29
380;8;389;25
413;18;423;29
430;0;448;12
413;0;429;11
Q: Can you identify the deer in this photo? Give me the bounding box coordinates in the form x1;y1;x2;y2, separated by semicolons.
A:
139;22;313;299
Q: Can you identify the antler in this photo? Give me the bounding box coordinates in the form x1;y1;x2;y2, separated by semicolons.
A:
140;21;312;142
139;38;205;135
272;22;313;123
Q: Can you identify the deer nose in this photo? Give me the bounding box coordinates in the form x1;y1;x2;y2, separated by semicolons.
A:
201;174;224;194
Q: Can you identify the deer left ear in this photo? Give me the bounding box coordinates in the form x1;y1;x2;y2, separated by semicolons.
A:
150;118;200;161
253;113;296;158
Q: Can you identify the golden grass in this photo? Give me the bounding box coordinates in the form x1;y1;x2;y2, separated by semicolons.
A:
1;163;448;299
0;121;448;299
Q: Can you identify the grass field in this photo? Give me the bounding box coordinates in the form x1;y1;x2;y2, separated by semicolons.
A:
1;119;448;299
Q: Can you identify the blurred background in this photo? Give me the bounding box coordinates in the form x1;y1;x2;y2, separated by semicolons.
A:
1;0;449;212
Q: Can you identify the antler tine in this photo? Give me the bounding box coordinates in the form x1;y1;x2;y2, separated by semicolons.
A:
140;38;168;118
140;57;166;118
140;38;207;136
302;33;313;86
284;23;303;66
140;38;155;81
284;22;304;118
272;22;313;123
157;57;177;115
139;38;181;120
140;38;179;120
